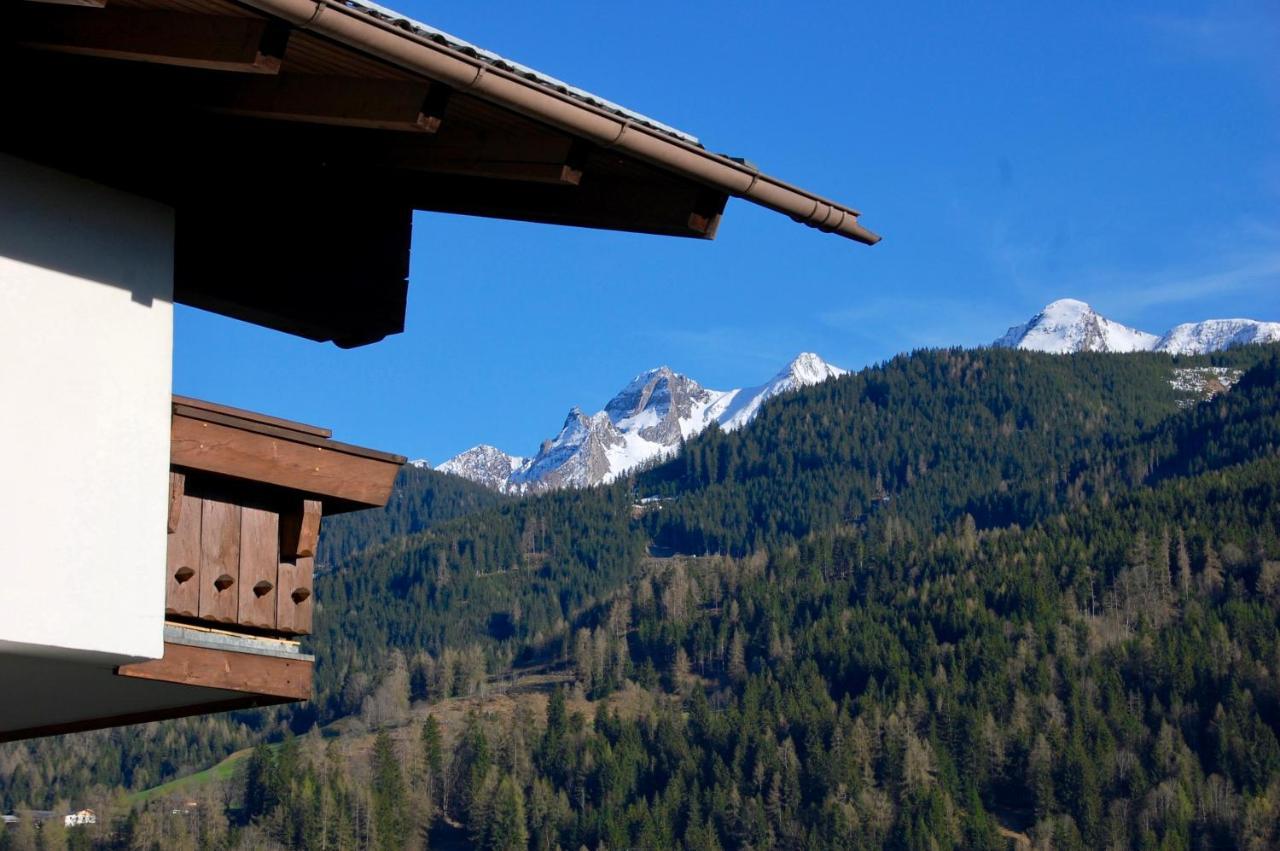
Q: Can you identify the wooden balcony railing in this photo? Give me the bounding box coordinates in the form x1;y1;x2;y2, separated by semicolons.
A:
164;396;403;639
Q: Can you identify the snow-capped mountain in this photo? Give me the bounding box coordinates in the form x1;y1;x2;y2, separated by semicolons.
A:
718;352;847;431
435;445;526;491
995;299;1158;353
439;353;846;493
1155;319;1280;355
995;299;1280;355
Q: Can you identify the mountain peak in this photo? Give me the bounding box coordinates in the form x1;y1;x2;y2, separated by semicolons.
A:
1043;297;1092;313
1156;318;1280;355
435;444;526;492
438;352;847;493
995;298;1158;353
780;352;847;384
995;299;1279;355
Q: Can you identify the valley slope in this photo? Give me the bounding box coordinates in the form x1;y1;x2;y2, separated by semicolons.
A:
4;344;1279;851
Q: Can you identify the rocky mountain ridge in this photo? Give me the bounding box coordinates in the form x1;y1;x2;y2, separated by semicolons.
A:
439;353;846;493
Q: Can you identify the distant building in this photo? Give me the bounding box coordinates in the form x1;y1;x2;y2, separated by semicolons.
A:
1;809;98;828
171;800;200;816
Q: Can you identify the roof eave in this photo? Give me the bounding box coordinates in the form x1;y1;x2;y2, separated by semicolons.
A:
237;0;880;246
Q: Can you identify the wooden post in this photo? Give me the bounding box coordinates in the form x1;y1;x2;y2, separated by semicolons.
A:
279;499;322;558
276;557;313;635
198;499;241;623
238;507;279;629
165;492;202;618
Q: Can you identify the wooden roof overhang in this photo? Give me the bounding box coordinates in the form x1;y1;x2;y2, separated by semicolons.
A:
3;0;877;348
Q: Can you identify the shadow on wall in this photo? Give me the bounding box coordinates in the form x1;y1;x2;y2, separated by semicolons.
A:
0;152;173;307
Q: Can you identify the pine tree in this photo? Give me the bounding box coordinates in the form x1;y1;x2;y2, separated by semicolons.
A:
488;776;529;851
371;731;408;851
243;743;277;821
421;715;444;820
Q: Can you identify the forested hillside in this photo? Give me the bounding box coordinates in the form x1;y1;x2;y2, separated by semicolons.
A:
316;465;507;569
2;345;1278;850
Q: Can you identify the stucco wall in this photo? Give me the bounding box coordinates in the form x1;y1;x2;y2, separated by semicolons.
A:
0;153;173;664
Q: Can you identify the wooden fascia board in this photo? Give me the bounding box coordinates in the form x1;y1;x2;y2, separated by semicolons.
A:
14;5;289;74
171;411;403;510
117;642;312;700
173;395;333;439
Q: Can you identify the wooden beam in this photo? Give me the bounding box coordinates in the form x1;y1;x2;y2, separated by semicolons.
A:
117;642;312;700
173;395;332;439
171;414;402;508
166;493;202;618
376;127;586;185
167;471;186;533
204;76;446;132
396;167;727;239
14;6;289;74
280;499;322;558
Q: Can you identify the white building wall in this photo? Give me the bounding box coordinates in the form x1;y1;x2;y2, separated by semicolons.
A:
0;153;174;664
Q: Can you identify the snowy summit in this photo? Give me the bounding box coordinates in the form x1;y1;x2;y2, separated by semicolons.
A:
994;299;1158;353
995;299;1280;355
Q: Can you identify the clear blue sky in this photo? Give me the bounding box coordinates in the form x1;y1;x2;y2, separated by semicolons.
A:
175;0;1279;463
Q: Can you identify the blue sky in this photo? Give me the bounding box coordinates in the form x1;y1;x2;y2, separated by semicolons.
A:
175;0;1280;463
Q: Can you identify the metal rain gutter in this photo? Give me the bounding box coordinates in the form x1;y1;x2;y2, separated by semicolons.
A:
238;0;881;245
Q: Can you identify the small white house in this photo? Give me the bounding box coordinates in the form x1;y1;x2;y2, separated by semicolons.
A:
65;809;97;827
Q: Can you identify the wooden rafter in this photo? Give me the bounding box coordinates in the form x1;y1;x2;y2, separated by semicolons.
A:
385;126;588;185
203;75;448;133
21;0;107;7
14;6;289;74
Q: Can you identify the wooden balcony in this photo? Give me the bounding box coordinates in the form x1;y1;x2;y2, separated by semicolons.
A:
0;398;402;742
120;396;403;700
162;395;402;636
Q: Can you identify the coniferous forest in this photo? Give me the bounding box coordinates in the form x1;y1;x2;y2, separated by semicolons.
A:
2;345;1279;850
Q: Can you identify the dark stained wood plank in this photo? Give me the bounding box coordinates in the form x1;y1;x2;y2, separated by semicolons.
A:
198;499;240;623
165;493;202;618
395;167;727;240
276;558;314;636
22;0;107;8
203;75;442;133
238;507;279;629
171;416;401;509
117;642;311;700
172;407;398;462
167;471;186;533
375;126;583;185
172;395;331;438
14;7;289;74
279;499;322;559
